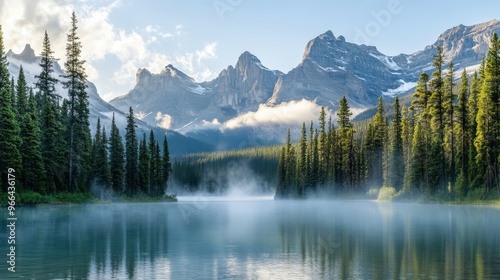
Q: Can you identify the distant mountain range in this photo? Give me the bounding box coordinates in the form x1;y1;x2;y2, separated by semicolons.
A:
8;20;500;154
110;20;500;135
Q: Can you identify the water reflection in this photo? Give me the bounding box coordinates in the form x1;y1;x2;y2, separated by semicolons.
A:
276;202;500;279
1;201;499;279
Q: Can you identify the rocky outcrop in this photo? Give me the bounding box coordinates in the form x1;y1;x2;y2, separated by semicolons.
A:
110;65;213;128
268;31;404;109
202;51;282;111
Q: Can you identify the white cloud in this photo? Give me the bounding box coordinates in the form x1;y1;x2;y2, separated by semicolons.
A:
201;118;223;130
155;112;173;129
161;33;174;38
145;24;156;33
222;99;327;130
175;53;195;73
197;68;215;82
135;111;147;120
196;42;218;62
145;24;174;41
175;42;218;82
175;24;184;35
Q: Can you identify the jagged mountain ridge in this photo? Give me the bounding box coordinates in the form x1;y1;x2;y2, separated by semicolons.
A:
201;51;282;111
6;45;212;156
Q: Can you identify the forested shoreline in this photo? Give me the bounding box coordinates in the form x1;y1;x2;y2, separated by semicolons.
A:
276;34;500;201
0;13;173;205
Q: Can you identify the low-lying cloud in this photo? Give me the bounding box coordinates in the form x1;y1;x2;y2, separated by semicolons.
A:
222;99;328;130
156;112;173;129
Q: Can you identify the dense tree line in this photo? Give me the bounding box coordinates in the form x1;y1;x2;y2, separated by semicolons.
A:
0;13;171;199
277;34;500;200
172;146;280;194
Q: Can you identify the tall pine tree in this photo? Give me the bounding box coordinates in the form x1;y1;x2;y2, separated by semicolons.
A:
296;122;307;197
138;133;150;194
36;30;65;193
468;71;480;186
337;96;353;191
109;113;125;194
36;31;59;104
367;97;386;188
410;72;430;121
455;69;469;197
428;46;446;192
125;107;139;196
62;12;91;192
318;107;328;186
162;135;172;195
148;130;157;196
388;97;404;190
16;66;28;118
444;61;456;187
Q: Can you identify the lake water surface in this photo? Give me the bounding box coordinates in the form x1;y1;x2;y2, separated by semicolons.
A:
2;198;500;279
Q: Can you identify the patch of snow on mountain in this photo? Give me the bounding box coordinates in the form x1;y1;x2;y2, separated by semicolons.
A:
136;111;152;120
334;58;348;65
312;61;338;72
255;61;270;71
383;80;417;96
349;107;367;119
176;118;199;132
189;85;206;95
369;53;401;70
421;65;435;72
355;75;366;81
456;64;481;77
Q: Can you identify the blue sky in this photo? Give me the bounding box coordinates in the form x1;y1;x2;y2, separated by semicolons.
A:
1;0;500;101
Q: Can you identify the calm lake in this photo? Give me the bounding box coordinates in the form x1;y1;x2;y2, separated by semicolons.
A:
2;198;500;279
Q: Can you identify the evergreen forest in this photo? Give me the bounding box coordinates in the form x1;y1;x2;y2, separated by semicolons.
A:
0;13;172;204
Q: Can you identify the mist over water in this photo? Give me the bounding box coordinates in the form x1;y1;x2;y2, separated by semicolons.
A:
2;200;500;279
170;160;275;197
